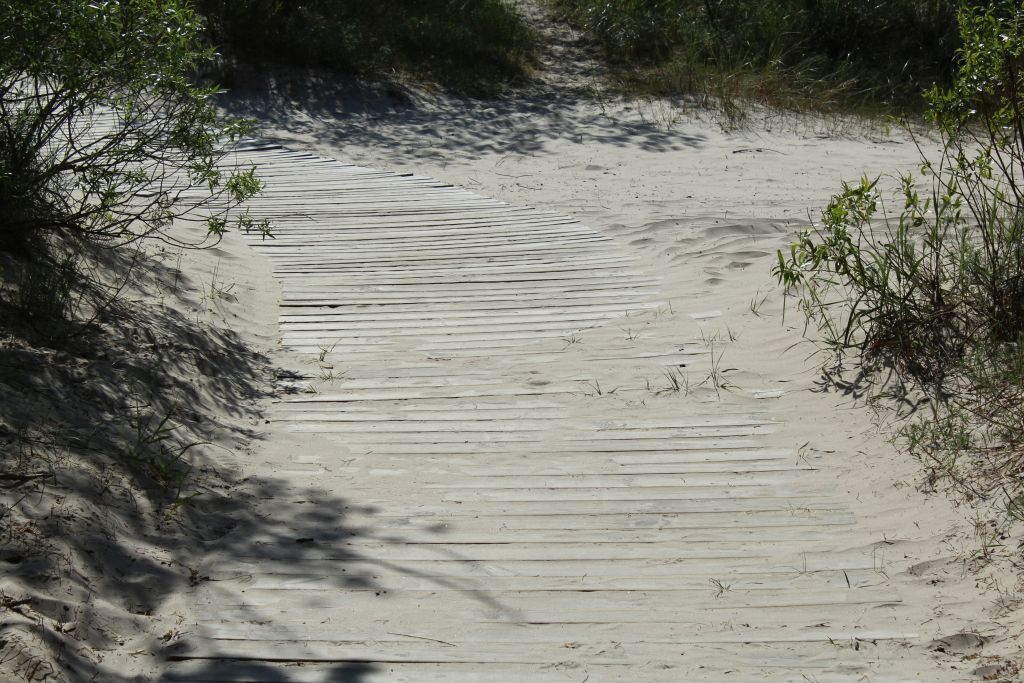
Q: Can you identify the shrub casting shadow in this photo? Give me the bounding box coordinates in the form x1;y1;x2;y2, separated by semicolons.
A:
0;245;502;682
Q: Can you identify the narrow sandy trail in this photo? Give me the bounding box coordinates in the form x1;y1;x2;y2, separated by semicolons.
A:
159;141;952;682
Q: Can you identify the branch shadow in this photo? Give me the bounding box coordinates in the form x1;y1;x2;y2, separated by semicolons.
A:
215;65;706;166
0;244;507;682
809;353;930;419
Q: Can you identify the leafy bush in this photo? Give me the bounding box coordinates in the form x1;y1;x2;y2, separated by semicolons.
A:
0;1;264;259
196;0;538;95
550;0;969;111
775;0;1024;501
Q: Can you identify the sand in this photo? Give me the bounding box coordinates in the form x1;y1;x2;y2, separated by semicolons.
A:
145;72;1024;680
4;9;1022;681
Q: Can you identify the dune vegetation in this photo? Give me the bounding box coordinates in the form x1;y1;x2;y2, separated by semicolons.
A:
196;0;540;95
549;0;969;112
1;2;271;678
3;0;1024;679
775;0;1024;517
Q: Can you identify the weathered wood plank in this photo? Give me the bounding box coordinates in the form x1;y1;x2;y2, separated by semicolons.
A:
177;140;917;681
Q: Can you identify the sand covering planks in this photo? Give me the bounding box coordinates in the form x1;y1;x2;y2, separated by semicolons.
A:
166;143;928;682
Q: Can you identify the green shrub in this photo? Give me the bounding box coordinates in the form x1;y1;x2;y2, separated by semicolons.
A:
775;0;1024;500
550;0;969;111
196;0;538;95
0;1;264;258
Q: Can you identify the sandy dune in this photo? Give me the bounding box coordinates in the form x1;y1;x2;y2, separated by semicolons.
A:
156;88;1021;679
5;5;1020;682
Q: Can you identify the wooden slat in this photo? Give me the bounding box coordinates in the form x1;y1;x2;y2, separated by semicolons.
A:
173;139;919;682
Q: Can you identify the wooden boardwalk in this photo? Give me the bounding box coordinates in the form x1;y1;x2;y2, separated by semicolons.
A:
167;144;921;682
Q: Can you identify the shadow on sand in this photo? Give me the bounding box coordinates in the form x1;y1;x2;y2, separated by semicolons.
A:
216;65;706;165
0;245;496;682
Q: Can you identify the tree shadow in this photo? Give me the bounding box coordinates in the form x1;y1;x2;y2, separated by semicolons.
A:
0;244;502;682
166;660;379;682
215;64;706;166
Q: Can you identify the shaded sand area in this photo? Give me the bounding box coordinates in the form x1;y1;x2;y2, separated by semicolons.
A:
155;89;1022;680
1;6;1019;683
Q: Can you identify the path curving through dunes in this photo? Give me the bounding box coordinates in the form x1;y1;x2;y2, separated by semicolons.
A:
166;142;929;682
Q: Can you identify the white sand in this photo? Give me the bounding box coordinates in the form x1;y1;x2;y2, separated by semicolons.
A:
147;78;1024;680
12;16;1017;678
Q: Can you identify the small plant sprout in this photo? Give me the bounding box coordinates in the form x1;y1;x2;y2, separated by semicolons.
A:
698;329;723;347
317;340;341;363
171;250;183;295
795;440;812;466
660;367;690;395
697;341;736;396
120;403;206;504
749;289;769;316
709;578;732;597
206;258;236;302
